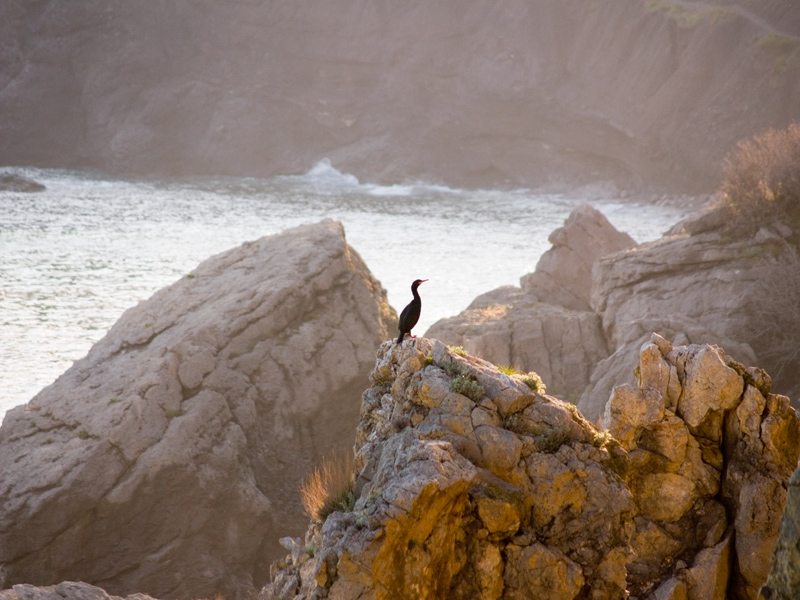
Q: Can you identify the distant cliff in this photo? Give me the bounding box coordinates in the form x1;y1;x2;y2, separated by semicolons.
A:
1;0;798;191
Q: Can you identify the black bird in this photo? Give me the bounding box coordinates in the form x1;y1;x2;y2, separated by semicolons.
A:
397;279;428;344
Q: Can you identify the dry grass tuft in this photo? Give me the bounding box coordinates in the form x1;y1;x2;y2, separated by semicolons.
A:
721;123;800;231
300;450;356;522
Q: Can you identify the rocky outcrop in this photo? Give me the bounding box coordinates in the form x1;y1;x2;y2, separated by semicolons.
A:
0;220;396;600
426;204;631;402
430;200;800;421
0;173;45;192
262;335;799;599
579;204;799;419
1;0;798;190
605;335;800;599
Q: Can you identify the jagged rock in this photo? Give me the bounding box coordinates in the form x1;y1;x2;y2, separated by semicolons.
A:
520;204;636;312
263;338;635;600
0;582;156;600
0;173;45;192
577;219;800;420
427;204;630;402
603;334;800;599
0;220;396;599
262;336;799;599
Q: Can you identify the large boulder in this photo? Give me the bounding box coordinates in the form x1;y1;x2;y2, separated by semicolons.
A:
0;220;396;600
262;335;799;599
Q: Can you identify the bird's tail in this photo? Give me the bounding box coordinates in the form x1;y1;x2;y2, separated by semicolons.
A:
396;332;405;344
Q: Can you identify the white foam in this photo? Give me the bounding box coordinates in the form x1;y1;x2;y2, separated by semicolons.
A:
364;184;415;196
301;158;360;187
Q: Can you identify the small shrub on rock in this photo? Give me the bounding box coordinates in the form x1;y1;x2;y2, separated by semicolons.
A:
499;365;547;395
534;422;572;453
449;376;485;402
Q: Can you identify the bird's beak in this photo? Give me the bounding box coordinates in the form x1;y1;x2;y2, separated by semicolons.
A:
420;279;429;283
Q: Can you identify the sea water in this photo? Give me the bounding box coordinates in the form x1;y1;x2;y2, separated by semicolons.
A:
0;162;690;422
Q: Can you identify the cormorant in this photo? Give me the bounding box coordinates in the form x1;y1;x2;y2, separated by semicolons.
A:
397;279;427;343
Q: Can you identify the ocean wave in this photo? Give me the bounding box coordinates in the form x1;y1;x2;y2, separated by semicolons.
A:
300;158;360;187
286;159;462;197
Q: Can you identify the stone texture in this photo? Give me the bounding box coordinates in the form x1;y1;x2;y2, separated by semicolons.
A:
262;337;799;599
427;204;625;402
503;543;584;600
0;220;396;599
520;204;636;311
602;334;800;600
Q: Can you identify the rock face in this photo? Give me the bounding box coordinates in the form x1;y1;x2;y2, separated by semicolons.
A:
1;1;799;191
521;204;636;312
0;220;396;600
262;335;799;599
430;201;800;421
426;204;630;401
580;204;799;419
761;465;800;600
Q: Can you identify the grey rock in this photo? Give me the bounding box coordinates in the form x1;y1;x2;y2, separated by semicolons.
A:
0;173;45;192
0;220;396;600
521;204;636;312
427;204;631;402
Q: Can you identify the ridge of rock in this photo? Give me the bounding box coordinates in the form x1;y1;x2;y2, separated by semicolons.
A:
427;202;800;421
263;335;799;600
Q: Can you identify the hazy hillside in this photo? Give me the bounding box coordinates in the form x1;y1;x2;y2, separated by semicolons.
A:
1;0;799;191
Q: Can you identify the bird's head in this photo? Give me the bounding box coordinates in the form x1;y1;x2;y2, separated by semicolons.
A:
412;278;428;289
